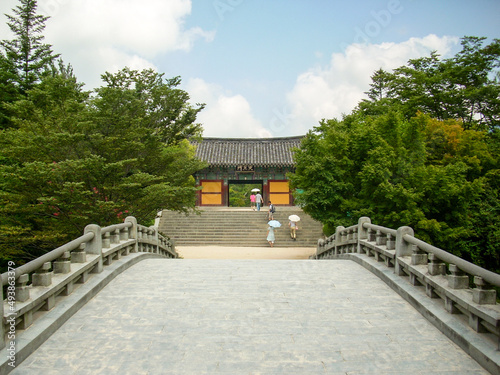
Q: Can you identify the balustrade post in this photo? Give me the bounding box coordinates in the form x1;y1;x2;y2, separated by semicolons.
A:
71;243;87;263
54;251;71;274
358;217;371;255
150;227;159;253
32;262;56;311
102;232;111;248
351;227;358;253
335;226;345;255
367;228;376;242
365;229;375;257
376;230;387;246
447;264;469;289
32;262;52;287
386;233;395;250
395;226;414;276
147;230;152;252
170;241;177;258
120;226;129;241
472;276;496;305
341;229;347;245
411;245;428;265
316;239;325;259
160;237;166;256
138;228;143;252
125;216;138;253
15;274;30;302
428;253;446;276
357;217;370;239
112;228;120;244
84;224;103;274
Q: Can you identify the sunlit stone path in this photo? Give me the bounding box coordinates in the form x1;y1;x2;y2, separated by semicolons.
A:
12;259;489;374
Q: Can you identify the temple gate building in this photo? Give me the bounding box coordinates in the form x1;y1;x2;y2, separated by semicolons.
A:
193;136;303;207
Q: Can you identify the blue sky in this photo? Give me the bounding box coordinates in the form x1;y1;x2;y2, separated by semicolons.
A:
1;0;499;138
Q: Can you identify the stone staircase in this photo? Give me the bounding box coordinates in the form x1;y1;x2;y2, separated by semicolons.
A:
157;207;324;247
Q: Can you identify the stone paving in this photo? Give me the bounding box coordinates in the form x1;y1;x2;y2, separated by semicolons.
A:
12;259;490;374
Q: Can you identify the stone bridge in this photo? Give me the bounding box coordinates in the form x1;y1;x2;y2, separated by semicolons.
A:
1;216;499;374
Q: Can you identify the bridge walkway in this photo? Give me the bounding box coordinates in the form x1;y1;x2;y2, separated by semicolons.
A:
11;258;489;374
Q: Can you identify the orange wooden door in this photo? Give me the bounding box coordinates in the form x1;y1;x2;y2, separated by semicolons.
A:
268;180;291;205
200;180;223;205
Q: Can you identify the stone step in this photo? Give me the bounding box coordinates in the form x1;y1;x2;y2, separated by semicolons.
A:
158;208;324;247
165;226;320;232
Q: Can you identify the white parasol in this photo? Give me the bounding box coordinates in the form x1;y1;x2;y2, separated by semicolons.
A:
268;220;281;228
288;215;301;222
251;188;260;192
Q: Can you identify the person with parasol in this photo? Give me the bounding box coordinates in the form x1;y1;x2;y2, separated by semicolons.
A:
250;189;258;211
267;220;281;247
288;215;300;240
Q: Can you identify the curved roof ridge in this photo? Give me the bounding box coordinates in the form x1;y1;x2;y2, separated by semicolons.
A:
193;135;304;168
195;135;304;142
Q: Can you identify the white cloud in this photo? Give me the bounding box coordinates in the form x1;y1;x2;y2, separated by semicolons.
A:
0;1;463;141
68;47;158;88
187;78;272;138
37;0;214;89
286;35;460;134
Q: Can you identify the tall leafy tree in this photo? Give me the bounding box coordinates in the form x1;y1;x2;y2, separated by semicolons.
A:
294;37;500;269
1;0;59;93
365;68;395;102
0;68;206;268
289;111;499;272
92;68;205;146
359;37;500;131
0;51;20;129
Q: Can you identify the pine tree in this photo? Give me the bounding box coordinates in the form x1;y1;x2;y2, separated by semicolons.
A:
1;0;59;93
0;51;20;129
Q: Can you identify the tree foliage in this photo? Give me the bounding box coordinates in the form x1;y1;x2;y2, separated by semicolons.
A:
0;1;207;271
0;67;206;268
290;111;499;271
290;37;500;272
360;37;500;131
0;52;21;129
0;0;59;93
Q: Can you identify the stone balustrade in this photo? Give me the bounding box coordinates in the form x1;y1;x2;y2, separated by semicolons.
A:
316;216;500;373
0;216;177;350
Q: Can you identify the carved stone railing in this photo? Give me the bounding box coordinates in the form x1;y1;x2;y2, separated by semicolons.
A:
0;216;176;355
316;216;500;374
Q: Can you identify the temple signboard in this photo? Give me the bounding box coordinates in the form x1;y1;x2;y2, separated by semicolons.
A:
236;165;255;173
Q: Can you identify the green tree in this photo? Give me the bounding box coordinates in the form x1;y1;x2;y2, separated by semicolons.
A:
359;37;500;131
93;68;204;146
289;111;499;272
0;68;206;268
228;184;261;207
0;52;20;129
293;37;500;271
0;0;59;93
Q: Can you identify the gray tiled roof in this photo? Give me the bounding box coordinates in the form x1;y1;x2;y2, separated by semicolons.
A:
194;136;303;167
